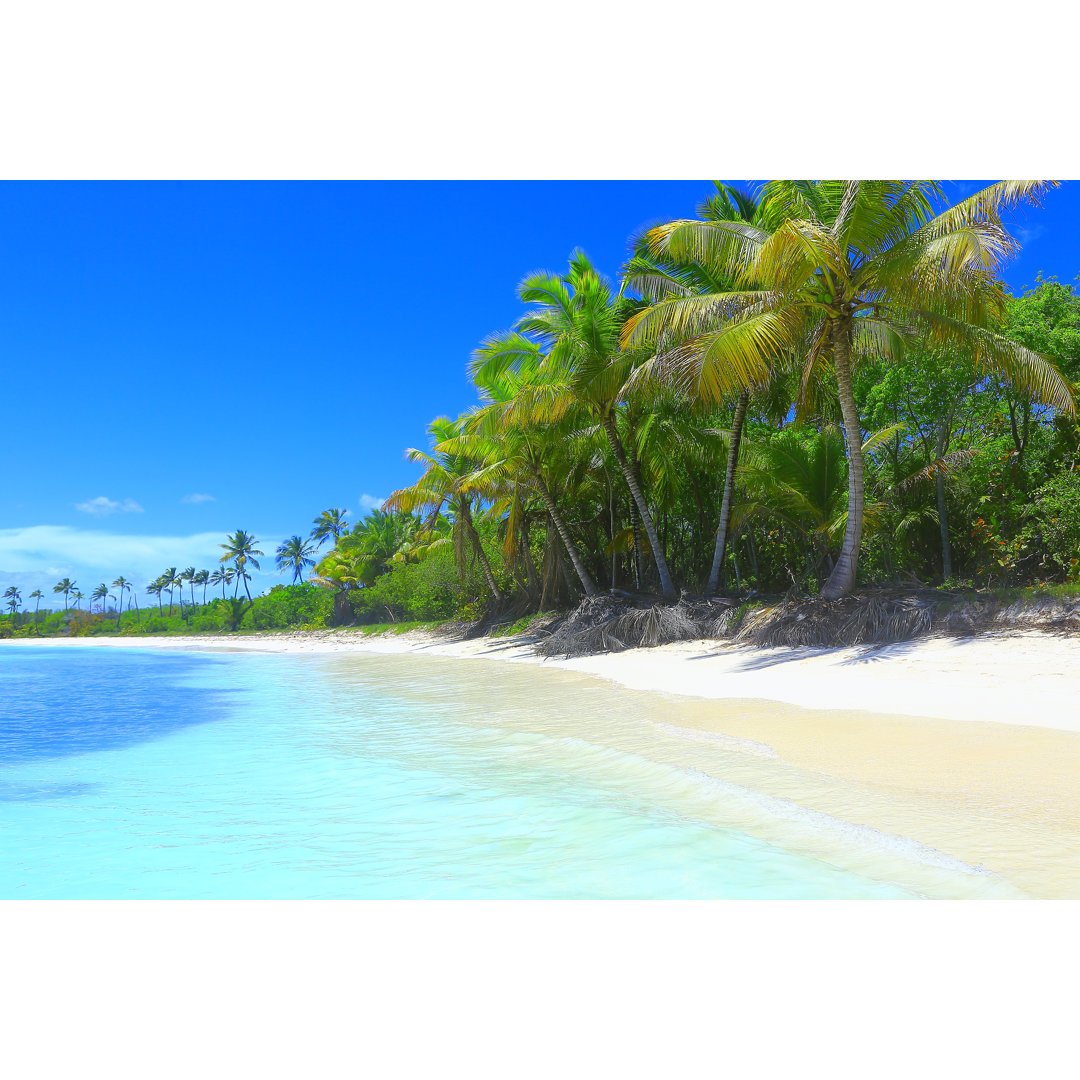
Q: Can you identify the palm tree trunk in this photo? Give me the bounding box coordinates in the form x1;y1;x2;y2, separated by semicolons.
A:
600;413;677;600
822;320;865;600
460;502;504;603
116;592;123;629
707;389;749;595
608;477;617;590
133;593;140;622
529;465;598;597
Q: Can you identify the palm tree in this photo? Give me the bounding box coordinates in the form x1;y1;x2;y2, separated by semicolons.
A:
160;568;180;615
170;568;186;617
53;578;75;610
452;363;601;597
622;182;766;594
194;569;210;605
182;567;197;608
4;586;21;619
147;578;164;613
91;583;109;613
310;508;350;548
232;564;252;599
735;426;899;585
209;566;234;599
71;589;84;611
112;576;131;628
29;589;43;632
219;530;263;601
385;418;506;603
474;251;678;599
630;181;1075;598
275;536;318;583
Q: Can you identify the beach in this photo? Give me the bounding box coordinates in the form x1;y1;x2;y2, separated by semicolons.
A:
6;629;1080;897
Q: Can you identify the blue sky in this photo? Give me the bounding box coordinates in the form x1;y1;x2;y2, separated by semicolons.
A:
2;180;1077;604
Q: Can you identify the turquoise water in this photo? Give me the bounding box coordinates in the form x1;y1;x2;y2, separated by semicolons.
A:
0;646;913;898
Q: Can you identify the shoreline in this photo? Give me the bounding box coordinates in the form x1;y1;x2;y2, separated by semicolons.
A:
7;626;1079;732
9;628;1080;897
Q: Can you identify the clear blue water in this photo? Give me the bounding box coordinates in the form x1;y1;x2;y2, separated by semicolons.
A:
0;646;913;898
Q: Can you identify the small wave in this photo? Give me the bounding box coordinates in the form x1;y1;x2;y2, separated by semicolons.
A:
653;722;778;758
684;767;998;879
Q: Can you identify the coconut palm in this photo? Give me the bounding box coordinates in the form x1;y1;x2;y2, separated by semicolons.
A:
160;567;180;615
4;586;21;618
29;589;43;631
219;530;263;600
71;589;84;611
194;569;210;605
275;535;318;583
628;180;1075;597
112;576;131;627
53;578;75;610
385;418;506;603
147;577;164;613
181;567;197;608
452;362;601;597
474;251;678;599
232;565;252;599
91;583;109;613
209;566;235;598
310;508;350;549
622;182;767;593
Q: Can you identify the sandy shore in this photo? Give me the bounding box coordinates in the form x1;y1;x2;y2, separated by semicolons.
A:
10;627;1078;731
8;629;1080;897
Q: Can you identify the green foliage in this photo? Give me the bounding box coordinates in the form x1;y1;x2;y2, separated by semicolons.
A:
242;584;333;629
1022;470;1080;580
349;543;498;623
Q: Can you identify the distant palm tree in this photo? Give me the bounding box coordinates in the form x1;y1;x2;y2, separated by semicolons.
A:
219;530;263;601
112;576;131;628
29;589;43;631
161;568;178;615
310;508;349;548
275;535;318;583
71;589;84;611
182;567;197;608
53;578;75;610
233;564;252;599
91;583;109;612
147;578;164;613
4;586;20;618
192;569;209;605
169;568;186;617
209;566;234;598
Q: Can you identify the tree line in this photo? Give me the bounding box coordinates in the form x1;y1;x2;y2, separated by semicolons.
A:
311;181;1079;619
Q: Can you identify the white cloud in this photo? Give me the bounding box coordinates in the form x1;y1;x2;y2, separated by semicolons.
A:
358;493;386;513
0;525;223;580
181;493;216;504
75;496;144;517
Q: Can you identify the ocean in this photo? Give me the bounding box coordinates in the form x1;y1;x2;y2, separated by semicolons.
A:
0;644;925;899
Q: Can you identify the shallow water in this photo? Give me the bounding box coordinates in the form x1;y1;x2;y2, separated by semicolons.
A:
0;645;938;899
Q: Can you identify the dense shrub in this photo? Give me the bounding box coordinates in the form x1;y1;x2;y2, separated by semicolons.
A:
349;545;496;623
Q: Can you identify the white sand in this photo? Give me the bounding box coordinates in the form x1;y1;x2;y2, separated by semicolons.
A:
11;628;1076;732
